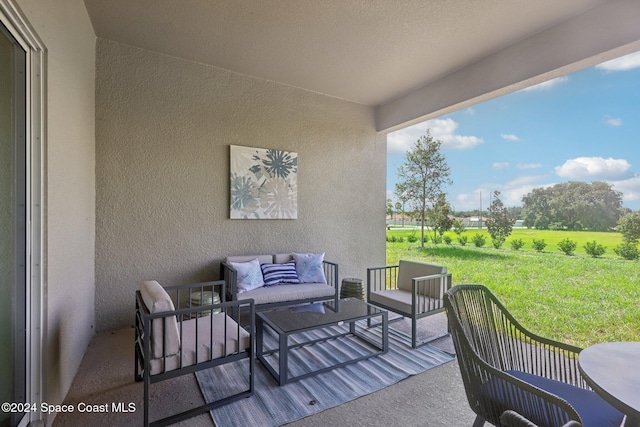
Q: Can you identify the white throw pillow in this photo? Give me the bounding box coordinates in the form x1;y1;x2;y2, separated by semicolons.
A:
229;258;265;293
292;252;327;284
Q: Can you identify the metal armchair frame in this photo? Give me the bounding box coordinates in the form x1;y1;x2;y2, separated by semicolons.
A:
135;280;254;427
367;261;452;348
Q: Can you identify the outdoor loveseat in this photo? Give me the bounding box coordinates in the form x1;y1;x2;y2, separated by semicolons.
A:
221;252;338;310
135;280;254;427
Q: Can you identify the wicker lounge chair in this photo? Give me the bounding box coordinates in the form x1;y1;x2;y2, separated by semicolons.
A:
444;284;624;427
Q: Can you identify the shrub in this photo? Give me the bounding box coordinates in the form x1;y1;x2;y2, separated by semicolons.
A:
532;239;546;252
432;235;442;244
491;237;505;249
458;235;468;246
614;242;640;260
386;235;404;243
510;238;525;250
617;210;640;243
471;233;486;248
584;241;606;258
407;235;418;243
558;238;577;255
443;235;452;245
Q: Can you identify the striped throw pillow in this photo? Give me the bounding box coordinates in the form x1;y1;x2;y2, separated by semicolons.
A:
261;261;300;287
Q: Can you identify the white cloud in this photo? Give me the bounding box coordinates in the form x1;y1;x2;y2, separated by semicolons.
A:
505;174;549;187
426;118;484;150
521;76;569;92
387;118;483;155
501;133;521;142
492;162;510;170
605;117;623;127
516;163;543;170
555;157;631;180
596;51;640;72
464;107;476;115
611;176;640;203
453;175;552;210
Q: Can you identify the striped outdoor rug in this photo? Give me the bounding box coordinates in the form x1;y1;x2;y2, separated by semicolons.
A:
196;321;454;427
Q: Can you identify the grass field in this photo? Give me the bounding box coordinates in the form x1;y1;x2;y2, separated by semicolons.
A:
386;227;640;348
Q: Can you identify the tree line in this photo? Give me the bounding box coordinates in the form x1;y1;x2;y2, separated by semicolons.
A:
393;129;640;251
521;181;625;231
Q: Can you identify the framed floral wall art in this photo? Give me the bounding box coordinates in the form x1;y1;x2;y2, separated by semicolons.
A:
230;145;298;219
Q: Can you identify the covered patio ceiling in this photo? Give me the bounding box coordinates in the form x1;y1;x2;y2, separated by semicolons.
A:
83;0;640;132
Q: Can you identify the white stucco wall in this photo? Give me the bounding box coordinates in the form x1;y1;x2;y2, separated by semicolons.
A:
15;0;96;422
95;39;386;331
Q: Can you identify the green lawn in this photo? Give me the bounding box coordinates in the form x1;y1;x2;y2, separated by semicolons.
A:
386;228;640;348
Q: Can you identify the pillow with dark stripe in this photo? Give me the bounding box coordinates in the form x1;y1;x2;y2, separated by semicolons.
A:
261;261;301;287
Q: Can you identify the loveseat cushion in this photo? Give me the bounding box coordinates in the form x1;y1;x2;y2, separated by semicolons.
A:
140;280;180;359
235;283;334;305
226;254;274;264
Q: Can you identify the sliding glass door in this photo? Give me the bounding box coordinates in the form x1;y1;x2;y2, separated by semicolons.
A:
0;20;26;427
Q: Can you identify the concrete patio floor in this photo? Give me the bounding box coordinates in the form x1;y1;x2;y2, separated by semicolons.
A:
51;321;478;427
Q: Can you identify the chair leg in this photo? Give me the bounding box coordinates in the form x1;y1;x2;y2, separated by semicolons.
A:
472;415;486;427
411;316;418;349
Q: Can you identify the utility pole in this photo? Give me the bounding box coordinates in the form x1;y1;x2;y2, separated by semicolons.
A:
479;191;482;228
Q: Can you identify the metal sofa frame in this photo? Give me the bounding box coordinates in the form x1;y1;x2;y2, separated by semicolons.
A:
221;259;339;311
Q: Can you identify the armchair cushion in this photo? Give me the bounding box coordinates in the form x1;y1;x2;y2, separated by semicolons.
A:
140;280;180;358
149;314;251;375
369;289;439;315
483;370;623;427
228;258;265;293
397;260;447;297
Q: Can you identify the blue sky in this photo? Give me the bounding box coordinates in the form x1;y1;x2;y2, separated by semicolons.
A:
387;51;640;212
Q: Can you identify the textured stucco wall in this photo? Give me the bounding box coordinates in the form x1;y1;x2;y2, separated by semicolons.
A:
95;39;386;331
16;0;96;422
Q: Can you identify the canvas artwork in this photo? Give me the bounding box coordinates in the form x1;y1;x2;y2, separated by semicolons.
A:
230;145;298;219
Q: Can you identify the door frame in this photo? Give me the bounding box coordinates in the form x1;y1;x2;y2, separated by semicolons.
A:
0;1;44;425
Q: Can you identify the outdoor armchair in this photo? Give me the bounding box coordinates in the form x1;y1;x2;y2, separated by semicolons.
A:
367;260;451;348
135;280;254;427
444;284;624;427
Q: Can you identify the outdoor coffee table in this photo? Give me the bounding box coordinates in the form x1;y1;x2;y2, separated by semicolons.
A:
256;298;388;385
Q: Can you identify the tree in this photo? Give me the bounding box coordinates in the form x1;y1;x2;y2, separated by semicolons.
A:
486;191;515;248
395;201;402;226
386;199;393;221
617;210;640;243
453;219;466;236
521;181;623;230
427;193;454;241
395;130;452;247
